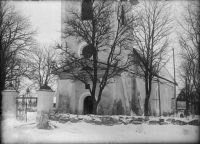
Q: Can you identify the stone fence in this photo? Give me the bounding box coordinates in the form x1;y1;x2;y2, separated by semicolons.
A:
48;113;200;126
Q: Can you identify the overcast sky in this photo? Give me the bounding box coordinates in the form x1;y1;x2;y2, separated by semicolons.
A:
12;1;61;45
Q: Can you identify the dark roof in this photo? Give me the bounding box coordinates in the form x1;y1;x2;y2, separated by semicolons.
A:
40;84;52;90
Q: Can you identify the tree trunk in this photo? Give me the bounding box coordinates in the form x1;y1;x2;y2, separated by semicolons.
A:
91;88;98;115
0;72;6;116
0;92;2;116
144;97;149;116
198;43;200;75
186;97;190;111
184;96;191;116
0;67;6;90
144;72;151;116
92;102;98;115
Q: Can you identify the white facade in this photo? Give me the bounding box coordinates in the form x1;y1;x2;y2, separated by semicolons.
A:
54;0;175;116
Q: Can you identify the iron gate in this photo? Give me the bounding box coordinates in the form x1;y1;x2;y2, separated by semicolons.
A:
16;96;37;121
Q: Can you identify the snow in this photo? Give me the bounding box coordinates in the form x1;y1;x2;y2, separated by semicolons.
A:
2;112;199;143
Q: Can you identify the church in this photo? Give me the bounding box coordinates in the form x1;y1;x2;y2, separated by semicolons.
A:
53;0;176;116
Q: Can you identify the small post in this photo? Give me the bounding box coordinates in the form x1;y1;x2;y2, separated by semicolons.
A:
26;97;27;122
172;48;176;99
26;88;30;122
172;47;177;113
158;54;162;117
158;76;161;117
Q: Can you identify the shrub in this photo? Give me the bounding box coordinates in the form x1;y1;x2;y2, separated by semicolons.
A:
112;99;124;115
163;109;168;117
184;110;191;116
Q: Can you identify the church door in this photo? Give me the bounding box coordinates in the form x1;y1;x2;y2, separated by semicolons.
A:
84;96;93;114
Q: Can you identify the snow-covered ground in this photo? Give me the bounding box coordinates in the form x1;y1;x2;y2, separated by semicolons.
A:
2;112;199;143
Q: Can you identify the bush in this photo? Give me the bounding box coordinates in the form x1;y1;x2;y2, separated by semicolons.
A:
112;99;125;115
169;110;175;116
180;113;184;118
184;110;191;116
163;112;168;117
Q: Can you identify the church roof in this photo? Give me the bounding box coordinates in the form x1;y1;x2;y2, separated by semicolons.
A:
159;67;176;85
131;48;177;85
52;59;124;79
52;60;177;85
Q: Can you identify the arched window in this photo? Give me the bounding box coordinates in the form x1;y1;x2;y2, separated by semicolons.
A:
82;45;93;58
78;43;93;59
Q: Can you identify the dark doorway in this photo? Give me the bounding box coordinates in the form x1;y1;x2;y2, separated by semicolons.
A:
84;96;93;114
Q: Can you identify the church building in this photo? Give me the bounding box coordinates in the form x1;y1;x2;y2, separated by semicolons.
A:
53;0;176;116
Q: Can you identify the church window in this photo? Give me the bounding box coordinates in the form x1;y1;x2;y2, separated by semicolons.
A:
81;0;93;20
121;5;125;25
82;45;93;58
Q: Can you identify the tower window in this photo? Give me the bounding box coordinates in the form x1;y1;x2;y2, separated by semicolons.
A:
82;45;93;59
121;5;125;25
81;0;93;20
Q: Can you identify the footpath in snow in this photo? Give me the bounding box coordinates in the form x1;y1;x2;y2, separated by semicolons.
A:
1;112;200;143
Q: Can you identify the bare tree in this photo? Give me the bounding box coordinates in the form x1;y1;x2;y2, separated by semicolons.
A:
129;0;174;116
178;61;194;110
0;1;36;107
177;1;200;98
24;44;59;89
56;0;137;114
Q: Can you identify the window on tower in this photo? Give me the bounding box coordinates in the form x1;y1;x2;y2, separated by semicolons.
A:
81;0;93;20
82;45;93;59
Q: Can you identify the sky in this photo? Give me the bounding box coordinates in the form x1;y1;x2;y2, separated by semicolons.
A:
12;1;61;45
11;0;188;94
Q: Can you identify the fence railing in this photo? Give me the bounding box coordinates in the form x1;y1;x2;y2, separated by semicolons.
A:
16;97;37;121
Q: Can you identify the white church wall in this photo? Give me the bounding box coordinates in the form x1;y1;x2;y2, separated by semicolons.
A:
135;78;145;115
150;82;160;116
132;77;174;116
56;79;74;113
98;82;114;115
57;0;175;116
56;76;134;115
150;81;174;116
56;72;174;116
121;74;132;115
114;77;127;114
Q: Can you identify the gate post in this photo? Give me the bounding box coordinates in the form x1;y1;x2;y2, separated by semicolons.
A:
36;85;54;122
1;84;18;119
